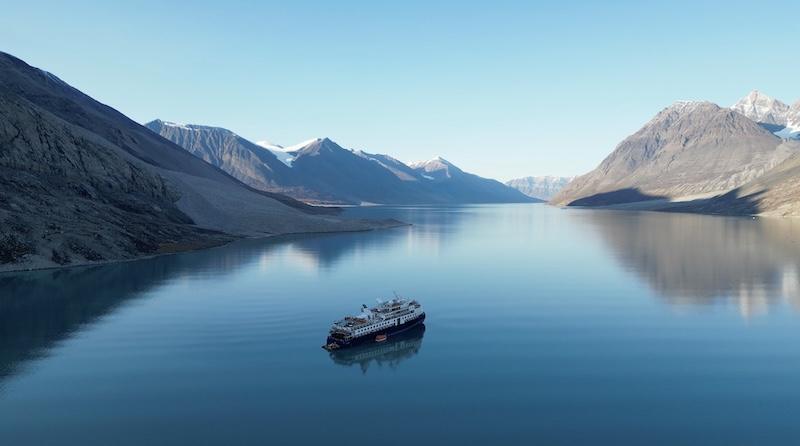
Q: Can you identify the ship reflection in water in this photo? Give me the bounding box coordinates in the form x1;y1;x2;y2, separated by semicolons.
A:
328;325;426;374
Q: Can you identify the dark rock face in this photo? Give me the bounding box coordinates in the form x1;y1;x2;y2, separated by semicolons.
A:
552;101;794;207
0;92;232;269
0;51;383;271
144;120;321;199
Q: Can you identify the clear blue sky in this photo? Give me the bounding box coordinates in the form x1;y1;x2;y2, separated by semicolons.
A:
3;1;799;181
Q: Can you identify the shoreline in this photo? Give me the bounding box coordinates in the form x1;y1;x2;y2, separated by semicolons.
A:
551;197;800;219
0;220;409;276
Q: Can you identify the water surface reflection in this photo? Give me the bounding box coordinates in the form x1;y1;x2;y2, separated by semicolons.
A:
581;211;800;317
327;325;426;374
0;226;412;384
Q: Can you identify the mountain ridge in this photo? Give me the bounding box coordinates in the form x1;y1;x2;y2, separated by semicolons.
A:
552;99;794;207
150;121;536;205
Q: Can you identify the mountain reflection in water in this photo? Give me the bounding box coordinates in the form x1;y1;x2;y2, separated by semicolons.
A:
4;205;800;446
328;325;425;374
580;210;800;317
0;226;411;385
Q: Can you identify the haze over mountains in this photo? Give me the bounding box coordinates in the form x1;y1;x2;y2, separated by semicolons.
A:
553;91;800;216
148;120;535;205
0;52;394;272
505;176;574;200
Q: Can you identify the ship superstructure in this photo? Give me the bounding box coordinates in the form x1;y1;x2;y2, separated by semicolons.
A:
324;296;425;350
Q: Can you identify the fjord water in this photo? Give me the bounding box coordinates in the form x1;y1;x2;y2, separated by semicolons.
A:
2;205;800;445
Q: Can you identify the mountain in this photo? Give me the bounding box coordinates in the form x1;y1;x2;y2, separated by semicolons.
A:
505;176;574;200
144;121;329;202
0;51;389;272
409;157;540;203
151;123;535;205
285;137;435;204
776;101;800;139
731;90;800;139
673;143;800;217
731;90;791;127
552;101;795;207
145;120;294;190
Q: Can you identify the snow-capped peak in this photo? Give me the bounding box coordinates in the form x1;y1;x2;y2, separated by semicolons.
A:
255;140;296;166
149;119;231;133
731;90;791;125
255;137;334;167
160;120;192;129
254;140;302;167
283;137;325;152
255;140;283;151
663;100;714;113
409;156;462;180
410;156;452;168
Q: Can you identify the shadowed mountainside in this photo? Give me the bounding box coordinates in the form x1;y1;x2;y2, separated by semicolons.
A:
567;188;667;207
696;149;800;217
0;51;396;272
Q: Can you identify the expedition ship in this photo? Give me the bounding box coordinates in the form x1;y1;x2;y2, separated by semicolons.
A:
323;296;425;350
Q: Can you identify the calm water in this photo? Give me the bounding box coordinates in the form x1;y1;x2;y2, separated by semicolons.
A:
2;204;800;445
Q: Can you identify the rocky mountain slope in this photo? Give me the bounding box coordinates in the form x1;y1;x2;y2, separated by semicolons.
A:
144;120;327;202
150;122;534;205
552;101;795;207
673;143;800;217
0;52;392;272
409;157;541;203
145;120;294;190
505;176;574;200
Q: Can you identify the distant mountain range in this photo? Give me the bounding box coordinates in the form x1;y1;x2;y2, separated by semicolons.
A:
147;120;536;205
0;52;395;272
553;91;800;217
505;176;574;200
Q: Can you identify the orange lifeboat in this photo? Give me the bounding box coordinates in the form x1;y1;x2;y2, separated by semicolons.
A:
375;334;387;342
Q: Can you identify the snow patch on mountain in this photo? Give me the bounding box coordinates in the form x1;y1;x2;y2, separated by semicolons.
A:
781;105;800;139
255;140;283;150
409;157;460;180
256;140;297;167
284;138;324;152
775;122;800;139
159;120;194;130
